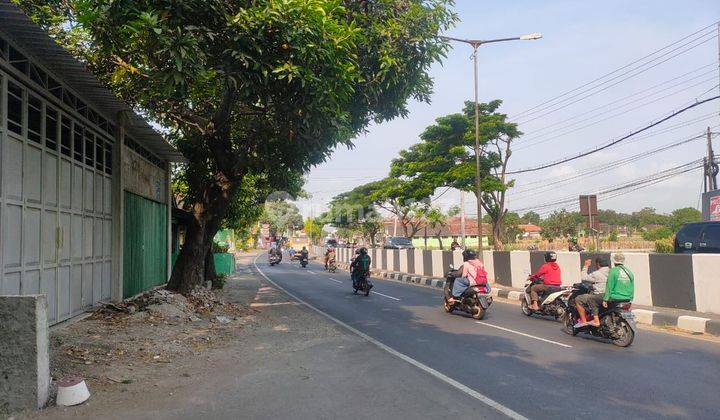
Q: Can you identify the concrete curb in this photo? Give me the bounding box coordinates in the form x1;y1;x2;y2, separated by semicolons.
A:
336;262;719;337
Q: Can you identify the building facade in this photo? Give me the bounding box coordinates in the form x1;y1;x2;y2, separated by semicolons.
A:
0;1;183;324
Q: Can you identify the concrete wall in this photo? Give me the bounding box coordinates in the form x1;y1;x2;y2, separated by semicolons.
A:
0;295;49;413
318;246;720;315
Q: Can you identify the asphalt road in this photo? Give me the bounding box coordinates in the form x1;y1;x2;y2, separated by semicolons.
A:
256;254;720;420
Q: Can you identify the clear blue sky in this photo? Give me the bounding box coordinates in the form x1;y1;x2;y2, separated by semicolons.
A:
297;0;720;218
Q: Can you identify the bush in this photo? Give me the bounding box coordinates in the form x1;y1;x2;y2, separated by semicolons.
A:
642;226;673;241
211;273;228;289
608;231;618;242
212;241;230;254
654;237;674;253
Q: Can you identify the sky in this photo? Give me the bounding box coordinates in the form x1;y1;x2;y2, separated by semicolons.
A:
295;0;720;219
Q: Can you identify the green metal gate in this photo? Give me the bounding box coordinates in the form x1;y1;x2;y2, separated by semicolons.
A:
123;192;168;298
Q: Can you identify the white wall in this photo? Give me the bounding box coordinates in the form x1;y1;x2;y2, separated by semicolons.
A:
620;253;652;307
510;251;531;289
692;254;720;314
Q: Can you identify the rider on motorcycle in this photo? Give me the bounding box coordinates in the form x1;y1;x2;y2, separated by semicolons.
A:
324;247;336;270
269;245;282;261
602;253;634;309
574;257;610;327
448;249;487;304
350;247;371;287
299;246;308;260
529;251;561;310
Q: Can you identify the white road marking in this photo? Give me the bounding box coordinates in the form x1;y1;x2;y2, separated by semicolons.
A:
475;321;573;348
371;291;401;301
328;278;343;284
307;270;316;274
253;255;526;420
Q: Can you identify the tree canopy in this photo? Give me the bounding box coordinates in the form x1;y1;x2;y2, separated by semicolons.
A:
18;0;457;292
391;100;521;248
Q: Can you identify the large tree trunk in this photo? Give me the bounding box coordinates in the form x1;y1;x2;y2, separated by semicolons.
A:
205;247;217;285
168;179;233;294
492;218;504;251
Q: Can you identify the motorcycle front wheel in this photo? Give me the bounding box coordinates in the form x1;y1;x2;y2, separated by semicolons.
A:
521;299;533;316
562;313;577;336
612;318;635;347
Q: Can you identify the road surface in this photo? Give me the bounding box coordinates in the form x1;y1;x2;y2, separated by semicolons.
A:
256;254;720;419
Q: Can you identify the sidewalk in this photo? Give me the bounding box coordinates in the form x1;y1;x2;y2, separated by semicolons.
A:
336;262;720;336
23;253;490;419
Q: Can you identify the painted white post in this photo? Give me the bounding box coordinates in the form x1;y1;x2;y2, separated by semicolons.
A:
110;111;126;301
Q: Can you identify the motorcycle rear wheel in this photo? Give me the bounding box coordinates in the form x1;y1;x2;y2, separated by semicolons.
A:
521;299;533;316
612;319;635;347
443;300;454;313
364;283;370;297
471;305;485;320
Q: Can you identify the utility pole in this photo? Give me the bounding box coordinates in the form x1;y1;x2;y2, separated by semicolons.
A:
707;127;718;191
460;190;466;247
441;32;541;255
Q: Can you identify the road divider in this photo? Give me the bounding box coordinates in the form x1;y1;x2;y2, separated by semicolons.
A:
326;258;720;337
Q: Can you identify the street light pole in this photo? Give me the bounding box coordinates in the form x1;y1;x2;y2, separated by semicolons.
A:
441;33;541;255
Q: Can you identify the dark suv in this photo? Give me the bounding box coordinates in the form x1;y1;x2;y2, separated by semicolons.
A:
674;221;720;253
383;237;414;249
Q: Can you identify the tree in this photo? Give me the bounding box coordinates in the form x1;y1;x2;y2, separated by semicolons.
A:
669;207;701;231
630;207;670;230
422;207;448;249
304;217;324;245
540;210;580;242
341;177;433;238
502;212;522;244
520;211;541;225
260;200;304;238
323;190;385;246
20;0;457;293
391;100;521;250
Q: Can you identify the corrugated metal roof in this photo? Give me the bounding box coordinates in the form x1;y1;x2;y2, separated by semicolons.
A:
0;0;185;163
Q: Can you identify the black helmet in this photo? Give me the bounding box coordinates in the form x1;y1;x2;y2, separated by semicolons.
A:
462;249;477;261
544;251;557;262
355;248;361;255
359;247;368;255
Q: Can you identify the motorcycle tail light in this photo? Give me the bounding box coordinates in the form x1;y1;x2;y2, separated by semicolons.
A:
620;303;632;311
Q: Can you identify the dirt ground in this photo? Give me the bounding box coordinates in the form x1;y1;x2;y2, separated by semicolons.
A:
15;253;334;419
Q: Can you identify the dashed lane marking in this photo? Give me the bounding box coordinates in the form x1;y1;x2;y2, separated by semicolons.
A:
253;254;527;420
475;321;573;348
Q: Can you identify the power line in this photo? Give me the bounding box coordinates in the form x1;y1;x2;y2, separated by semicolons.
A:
514;69;718;151
510;21;719;121
516;63;716;140
513;31;717;125
506;95;720;175
509;131;709;197
517;160;703;216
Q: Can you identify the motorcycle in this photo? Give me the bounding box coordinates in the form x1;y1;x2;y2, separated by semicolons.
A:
353;271;372;296
300;254;309;268
562;282;636;347
269;253;281;266
521;277;570;320
443;265;493;320
327;258;337;273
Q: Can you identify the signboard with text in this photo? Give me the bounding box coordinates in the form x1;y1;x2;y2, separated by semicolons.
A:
702;190;720;221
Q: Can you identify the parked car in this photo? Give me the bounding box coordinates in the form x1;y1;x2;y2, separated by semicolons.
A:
325;238;338;248
383;237;415;249
674;221;720;253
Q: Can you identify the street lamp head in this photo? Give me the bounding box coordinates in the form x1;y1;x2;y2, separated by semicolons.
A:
520;32;542;41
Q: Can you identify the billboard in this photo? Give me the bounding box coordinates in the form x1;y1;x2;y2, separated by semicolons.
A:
702;190;720;221
579;195;598;216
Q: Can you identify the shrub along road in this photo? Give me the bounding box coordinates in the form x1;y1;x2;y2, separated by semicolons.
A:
256;255;720;419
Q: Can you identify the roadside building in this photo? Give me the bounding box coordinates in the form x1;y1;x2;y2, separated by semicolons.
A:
0;2;183;325
518;223;542;239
